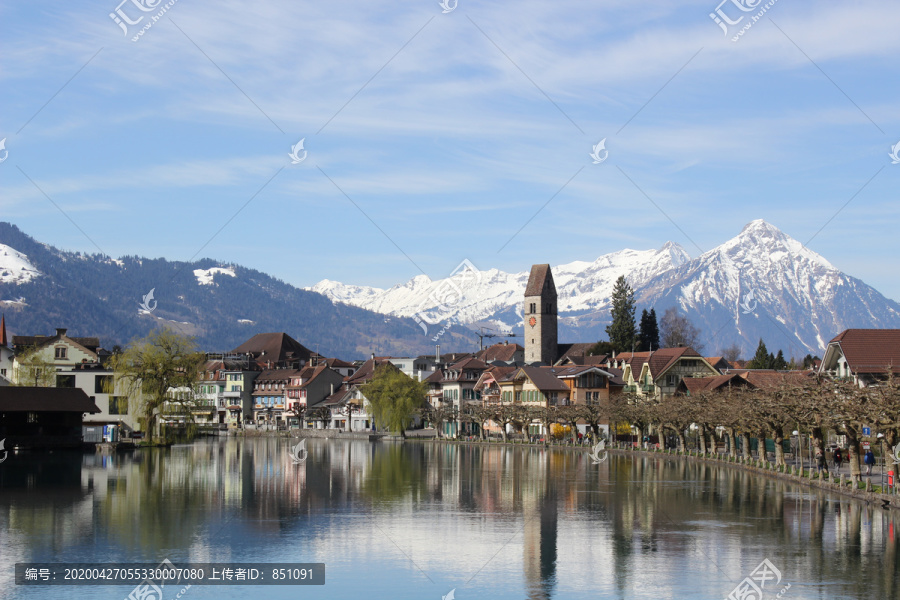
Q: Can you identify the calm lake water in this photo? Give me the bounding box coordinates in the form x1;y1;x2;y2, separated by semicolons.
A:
2;438;898;600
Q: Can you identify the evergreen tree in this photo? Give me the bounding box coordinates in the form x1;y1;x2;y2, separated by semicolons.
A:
605;275;636;353
772;350;787;371
747;339;771;369
637;308;660;351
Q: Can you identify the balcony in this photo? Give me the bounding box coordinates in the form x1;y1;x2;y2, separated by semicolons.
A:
218;390;242;399
641;384;655;393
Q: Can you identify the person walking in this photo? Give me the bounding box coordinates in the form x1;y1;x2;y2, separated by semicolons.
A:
864;449;876;475
833;447;843;471
816;451;829;477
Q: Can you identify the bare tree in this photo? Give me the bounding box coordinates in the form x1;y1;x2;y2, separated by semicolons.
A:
720;344;742;364
659;307;704;353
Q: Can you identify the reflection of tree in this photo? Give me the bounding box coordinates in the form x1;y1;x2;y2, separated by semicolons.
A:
362;444;425;504
4;438;899;597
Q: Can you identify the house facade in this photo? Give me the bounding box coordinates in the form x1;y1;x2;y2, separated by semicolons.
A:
818;329;900;387
614;347;719;399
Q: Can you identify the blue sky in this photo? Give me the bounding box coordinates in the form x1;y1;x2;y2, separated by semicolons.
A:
1;0;898;299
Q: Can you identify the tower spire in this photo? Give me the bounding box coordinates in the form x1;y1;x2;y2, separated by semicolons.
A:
0;314;7;347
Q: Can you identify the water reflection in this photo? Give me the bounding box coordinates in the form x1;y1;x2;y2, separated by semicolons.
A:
1;440;898;599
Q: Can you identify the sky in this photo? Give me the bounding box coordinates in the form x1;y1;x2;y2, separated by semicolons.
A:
1;0;898;300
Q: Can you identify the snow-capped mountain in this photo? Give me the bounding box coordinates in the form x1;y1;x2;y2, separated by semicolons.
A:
636;219;900;356
311;242;689;330
312;220;900;356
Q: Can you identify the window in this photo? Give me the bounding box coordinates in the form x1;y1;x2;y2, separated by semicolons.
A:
109;396;128;415
27;412;38;423
0;368;5;377
56;374;75;388
95;375;113;393
54;346;67;360
666;374;676;386
529;303;536;314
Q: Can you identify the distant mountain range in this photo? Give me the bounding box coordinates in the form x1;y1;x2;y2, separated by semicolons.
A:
311;220;900;357
3;220;897;361
0;223;477;359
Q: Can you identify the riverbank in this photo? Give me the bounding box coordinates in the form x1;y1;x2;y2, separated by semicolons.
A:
410;437;900;509
238;428;384;441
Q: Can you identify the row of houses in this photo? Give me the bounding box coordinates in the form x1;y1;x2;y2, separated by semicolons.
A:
1;263;897;443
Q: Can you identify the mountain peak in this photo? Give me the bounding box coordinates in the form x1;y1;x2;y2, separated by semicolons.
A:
740;219;782;237
714;220;833;269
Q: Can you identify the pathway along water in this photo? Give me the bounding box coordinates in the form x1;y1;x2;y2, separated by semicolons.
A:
2;437;898;599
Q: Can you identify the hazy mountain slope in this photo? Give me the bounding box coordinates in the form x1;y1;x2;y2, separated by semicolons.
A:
0;223;476;358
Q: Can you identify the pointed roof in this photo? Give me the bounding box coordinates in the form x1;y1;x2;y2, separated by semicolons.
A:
823;329;900;374
554;342;594;364
618;347;708;379
506;366;569;391
524;264;555;297
347;357;397;386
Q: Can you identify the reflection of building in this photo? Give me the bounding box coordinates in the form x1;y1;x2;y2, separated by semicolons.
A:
522;463;557;600
0;386;100;448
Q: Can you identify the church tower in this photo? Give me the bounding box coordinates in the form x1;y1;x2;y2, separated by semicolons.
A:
524;264;558;365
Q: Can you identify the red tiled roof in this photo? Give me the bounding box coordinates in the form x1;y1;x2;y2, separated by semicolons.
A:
477;343;523;362
510;367;569;392
325;357;354;368
620;347;705;379
740;371;814;390
704;357;731;371
449;357;489;371
828;329;900;374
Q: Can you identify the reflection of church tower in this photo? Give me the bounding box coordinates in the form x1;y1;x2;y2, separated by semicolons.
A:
523;462;557;599
524;264;558;365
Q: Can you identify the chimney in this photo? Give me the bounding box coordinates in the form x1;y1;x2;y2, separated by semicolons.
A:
371;352;375;361
331;383;334;395
56;328;67;338
435;344;440;363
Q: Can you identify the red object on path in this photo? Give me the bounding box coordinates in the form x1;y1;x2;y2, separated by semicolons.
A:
890;471;894;487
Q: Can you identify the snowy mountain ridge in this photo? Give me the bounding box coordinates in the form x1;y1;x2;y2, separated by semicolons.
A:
311;220;900;356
